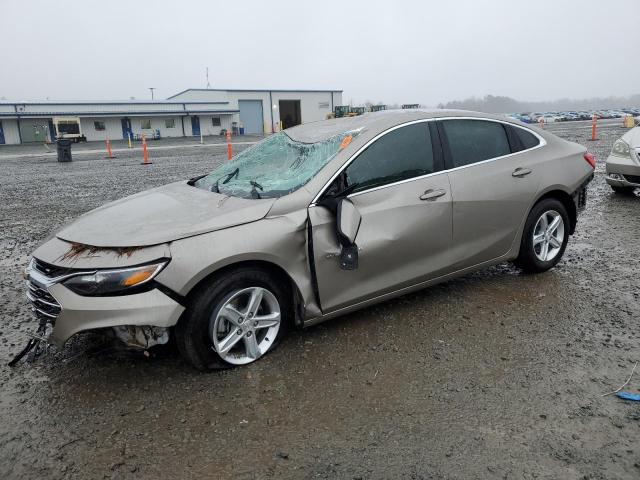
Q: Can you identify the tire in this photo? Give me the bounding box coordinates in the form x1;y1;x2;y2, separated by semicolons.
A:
611;185;634;194
515;198;570;274
174;267;290;370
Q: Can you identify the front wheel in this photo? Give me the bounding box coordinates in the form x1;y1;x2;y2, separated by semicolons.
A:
515;198;569;274
175;268;289;370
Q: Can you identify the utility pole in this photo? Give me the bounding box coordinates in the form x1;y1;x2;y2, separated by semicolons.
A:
206;67;211;89
149;87;156;100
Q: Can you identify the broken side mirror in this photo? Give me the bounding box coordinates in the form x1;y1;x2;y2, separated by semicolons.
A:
336;198;361;270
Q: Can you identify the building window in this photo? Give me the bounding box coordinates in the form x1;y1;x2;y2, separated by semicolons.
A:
141;119;152;130
94;121;106;131
165;118;175;128
212;117;221;127
318;101;330;109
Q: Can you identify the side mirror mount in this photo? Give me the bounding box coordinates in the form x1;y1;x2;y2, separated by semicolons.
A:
337;198;361;270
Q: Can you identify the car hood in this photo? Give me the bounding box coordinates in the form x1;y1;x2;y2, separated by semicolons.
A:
56;181;276;247
622;127;640;147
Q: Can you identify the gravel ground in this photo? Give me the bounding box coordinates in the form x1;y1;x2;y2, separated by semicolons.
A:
0;121;638;479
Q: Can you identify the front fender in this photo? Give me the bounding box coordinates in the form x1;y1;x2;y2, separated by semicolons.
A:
157;211;320;319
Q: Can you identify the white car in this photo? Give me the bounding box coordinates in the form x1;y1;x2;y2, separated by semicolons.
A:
606;127;640;193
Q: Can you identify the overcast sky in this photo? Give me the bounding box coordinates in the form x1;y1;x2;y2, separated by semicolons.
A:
1;0;639;106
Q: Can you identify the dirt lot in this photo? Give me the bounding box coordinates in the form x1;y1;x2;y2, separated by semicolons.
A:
0;122;638;479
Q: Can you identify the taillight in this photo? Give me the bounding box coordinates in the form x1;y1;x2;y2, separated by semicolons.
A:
583;152;596;169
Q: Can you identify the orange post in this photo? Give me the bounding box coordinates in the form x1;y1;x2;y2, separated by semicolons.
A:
142;134;150;164
226;130;232;160
591;114;597;141
106;139;113;159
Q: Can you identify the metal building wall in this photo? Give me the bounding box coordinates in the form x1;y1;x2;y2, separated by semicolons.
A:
80;117;122;142
169;90;343;134
196;115;233;136
129;117;184;139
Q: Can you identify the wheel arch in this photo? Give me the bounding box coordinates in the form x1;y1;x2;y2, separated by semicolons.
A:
181;259;306;328
531;188;577;234
510;187;578;259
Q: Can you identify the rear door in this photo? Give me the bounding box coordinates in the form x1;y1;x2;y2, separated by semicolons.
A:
439;118;542;270
309;121;453;312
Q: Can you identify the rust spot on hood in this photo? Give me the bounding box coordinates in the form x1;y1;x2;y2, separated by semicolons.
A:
60;242;142;261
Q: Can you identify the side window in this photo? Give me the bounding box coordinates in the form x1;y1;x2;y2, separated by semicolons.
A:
345;123;434;193
513;126;540;150
441;119;511;168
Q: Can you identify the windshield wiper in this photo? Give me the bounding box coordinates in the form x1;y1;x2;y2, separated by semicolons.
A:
222;167;240;184
250;180;263;199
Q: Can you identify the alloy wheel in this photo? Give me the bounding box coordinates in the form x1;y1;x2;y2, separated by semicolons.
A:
532;210;565;262
210;287;281;365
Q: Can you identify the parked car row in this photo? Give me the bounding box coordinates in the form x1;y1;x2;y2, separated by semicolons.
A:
509;108;640;124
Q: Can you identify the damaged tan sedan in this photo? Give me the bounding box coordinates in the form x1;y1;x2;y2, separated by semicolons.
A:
21;110;594;369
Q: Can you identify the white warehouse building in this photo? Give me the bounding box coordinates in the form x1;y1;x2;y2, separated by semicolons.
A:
0;88;343;145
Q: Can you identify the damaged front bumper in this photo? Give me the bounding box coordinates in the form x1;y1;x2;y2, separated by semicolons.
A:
23;258;184;351
46;283;183;347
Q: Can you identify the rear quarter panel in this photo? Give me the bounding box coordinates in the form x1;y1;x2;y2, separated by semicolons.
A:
506;133;592;258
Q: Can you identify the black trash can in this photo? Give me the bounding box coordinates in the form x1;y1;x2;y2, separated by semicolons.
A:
56;138;72;162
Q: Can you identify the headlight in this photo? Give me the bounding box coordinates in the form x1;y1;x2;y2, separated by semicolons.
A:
63;261;167;296
611;139;630;158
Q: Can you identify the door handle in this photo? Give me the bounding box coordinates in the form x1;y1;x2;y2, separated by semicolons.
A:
512;167;532;177
419;188;446;201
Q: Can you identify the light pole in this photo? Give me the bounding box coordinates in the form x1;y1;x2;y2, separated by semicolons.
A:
149;87;156;100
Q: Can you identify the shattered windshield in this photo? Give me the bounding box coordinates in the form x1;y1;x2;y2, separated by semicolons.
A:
194;128;363;199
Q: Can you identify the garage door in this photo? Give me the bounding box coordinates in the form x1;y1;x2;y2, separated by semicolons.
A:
19;119;50;143
238;100;264;135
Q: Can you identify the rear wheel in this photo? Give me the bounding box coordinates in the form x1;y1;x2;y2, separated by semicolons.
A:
175;267;289;370
515;198;569;273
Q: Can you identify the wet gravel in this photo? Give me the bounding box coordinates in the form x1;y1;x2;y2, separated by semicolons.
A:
1;123;639;479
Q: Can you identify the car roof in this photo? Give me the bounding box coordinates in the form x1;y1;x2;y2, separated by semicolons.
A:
269;108;547;215
284;109;524;144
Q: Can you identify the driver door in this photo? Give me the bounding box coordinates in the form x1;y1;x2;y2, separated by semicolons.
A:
308;121;453;313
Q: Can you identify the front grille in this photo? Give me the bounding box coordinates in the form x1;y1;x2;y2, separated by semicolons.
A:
26;280;61;322
623;174;640;185
33;258;73;278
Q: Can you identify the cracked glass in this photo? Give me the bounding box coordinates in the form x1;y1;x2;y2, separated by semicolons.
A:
195;129;364;199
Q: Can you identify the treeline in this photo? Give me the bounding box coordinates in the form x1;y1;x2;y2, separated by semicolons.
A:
437;94;640;113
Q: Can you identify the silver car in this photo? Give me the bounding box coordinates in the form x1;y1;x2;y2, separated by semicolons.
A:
21;110;594;369
605;126;640;193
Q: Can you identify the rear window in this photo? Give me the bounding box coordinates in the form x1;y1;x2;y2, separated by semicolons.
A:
513;127;540;150
441;119;511;167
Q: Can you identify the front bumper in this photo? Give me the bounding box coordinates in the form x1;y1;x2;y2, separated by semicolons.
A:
605;154;640;187
27;268;185;348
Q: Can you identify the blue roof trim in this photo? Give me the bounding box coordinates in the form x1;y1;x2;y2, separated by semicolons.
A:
168;88;343;99
0;101;230;106
0;110;240;118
